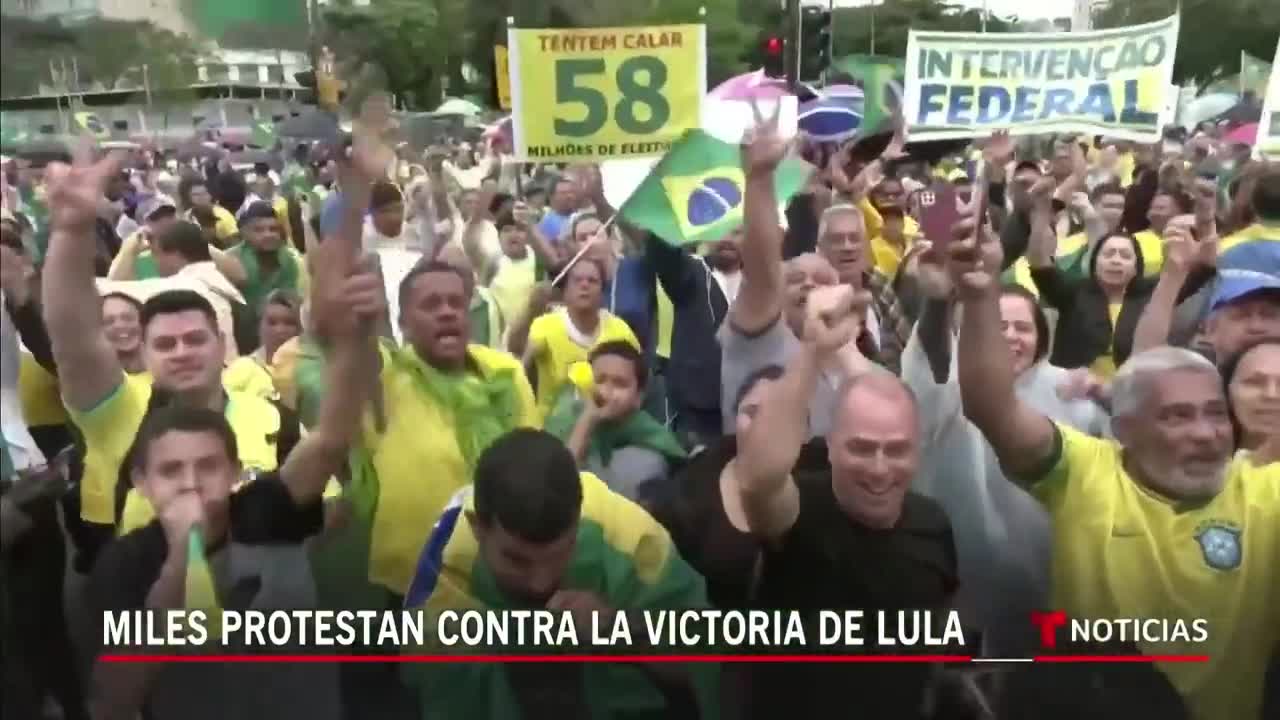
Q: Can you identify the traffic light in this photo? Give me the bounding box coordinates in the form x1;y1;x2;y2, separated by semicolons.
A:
799;6;832;81
761;33;786;78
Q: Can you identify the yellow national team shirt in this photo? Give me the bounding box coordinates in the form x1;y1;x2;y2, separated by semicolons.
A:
360;343;539;594
19;354;69;428
223;355;278;401
528;309;640;422
1030;424;1280;720
870;236;907;278
655;284;674;360
67;373;285;529
1088;302;1123;380
1132;230;1165;276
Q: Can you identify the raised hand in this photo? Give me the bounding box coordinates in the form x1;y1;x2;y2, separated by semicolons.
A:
1029;176;1056;210
946;211;1004;300
313;263;387;341
45;139;122;235
883;121;908;161
910;242;954;301
803;284;868;355
158;492;205;551
348;93;396;183
982;130;1015;168
741;98;792;178
1161;220;1197;274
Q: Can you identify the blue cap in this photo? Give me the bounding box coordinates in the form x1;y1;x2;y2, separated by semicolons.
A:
1210;268;1280;311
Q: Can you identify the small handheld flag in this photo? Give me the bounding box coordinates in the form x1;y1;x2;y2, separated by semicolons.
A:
185;527;221;641
618;129;811;248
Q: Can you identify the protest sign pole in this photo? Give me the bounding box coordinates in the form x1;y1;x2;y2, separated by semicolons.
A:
786;0;800;90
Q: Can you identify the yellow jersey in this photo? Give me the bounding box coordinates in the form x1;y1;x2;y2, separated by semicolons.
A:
358;343;539;594
67;372;289;530
19;354;69;428
1132;230;1166;276
527;309;639;422
223;355;278;401
1031;424;1280;720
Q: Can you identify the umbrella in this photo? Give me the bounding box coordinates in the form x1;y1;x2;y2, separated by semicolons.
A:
1224;123;1259;145
435;97;483;116
709;69;792;101
1215;100;1262;126
276;109;343;142
1181;93;1238;129
798;86;865;142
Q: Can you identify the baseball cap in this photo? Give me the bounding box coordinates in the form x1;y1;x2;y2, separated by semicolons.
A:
138;194;177;222
1210;268;1280;311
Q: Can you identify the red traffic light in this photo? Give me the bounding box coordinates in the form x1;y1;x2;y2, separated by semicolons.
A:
765;36;783;55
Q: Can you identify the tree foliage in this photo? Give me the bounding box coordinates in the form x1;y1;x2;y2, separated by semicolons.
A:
1093;0;1279;86
831;0;1011;59
0;16;202;98
321;0;453;110
312;0;1277;111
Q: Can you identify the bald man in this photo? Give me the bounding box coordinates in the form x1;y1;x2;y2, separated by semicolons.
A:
731;283;959;720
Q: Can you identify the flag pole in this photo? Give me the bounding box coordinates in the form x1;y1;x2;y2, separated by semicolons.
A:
550;214;618;288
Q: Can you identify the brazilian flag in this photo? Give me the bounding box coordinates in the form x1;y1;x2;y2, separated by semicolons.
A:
619;129;811;247
74;112;109;140
830;54;904;138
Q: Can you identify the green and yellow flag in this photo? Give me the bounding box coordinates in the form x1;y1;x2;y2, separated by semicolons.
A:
831;54;905;137
618;129;811;247
74;112;109;140
185;528;222;641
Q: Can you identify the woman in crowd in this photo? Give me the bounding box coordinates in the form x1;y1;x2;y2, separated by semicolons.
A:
225;290;304;399
1029;217;1155;378
513;256;639;421
1220;337;1280;467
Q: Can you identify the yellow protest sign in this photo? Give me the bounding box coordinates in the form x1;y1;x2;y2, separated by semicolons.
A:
494;45;512;111
507;24;706;162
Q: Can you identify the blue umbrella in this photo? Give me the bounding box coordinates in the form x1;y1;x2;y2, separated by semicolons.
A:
798;86;864;142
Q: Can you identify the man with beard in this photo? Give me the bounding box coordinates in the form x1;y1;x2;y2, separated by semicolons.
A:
403;429;714;719
952;212;1279;720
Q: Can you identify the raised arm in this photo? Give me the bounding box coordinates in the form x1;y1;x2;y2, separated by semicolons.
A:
41;146;125;410
951;214;1058;480
1132;214;1215;353
734;285;863;540
461;187;499;279
280;269;382;503
732;100;798;334
106;230;146;280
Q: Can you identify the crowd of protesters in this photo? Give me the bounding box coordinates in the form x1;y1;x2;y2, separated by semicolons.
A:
1;90;1278;720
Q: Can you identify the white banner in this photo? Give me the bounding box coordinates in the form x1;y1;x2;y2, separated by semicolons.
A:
1258;39;1280;160
903;15;1179;142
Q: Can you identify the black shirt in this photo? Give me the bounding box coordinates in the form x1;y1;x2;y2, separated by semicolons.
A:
89;473;323;646
88;474;331;720
747;472;958;720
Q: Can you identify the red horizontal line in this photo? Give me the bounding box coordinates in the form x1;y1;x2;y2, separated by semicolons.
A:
101;654;973;664
1033;655;1210;663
